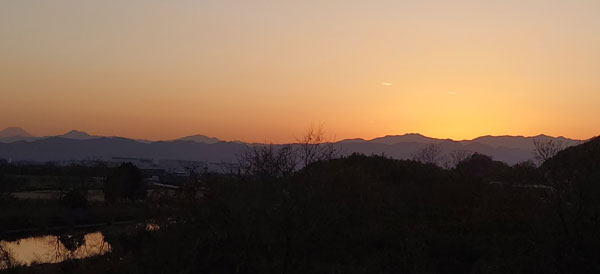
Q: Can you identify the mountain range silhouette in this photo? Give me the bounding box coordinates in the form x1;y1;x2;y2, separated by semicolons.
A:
0;127;584;164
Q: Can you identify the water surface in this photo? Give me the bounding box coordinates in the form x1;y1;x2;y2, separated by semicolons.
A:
0;232;111;269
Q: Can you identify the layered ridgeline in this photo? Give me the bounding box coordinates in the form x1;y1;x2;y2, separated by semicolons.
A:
0;127;584;165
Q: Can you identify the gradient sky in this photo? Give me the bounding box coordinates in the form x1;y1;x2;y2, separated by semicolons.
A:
1;0;599;142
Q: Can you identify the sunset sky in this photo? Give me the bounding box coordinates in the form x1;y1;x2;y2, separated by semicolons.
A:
1;0;600;142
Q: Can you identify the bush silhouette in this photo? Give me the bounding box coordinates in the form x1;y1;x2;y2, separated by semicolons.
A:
60;188;88;209
104;163;146;202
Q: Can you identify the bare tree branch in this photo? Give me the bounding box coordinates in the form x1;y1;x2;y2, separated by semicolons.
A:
533;138;565;164
444;150;474;169
297;124;338;167
411;143;442;165
238;144;298;180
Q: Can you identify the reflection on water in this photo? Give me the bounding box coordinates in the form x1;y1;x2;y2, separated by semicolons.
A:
0;232;111;269
146;223;160;231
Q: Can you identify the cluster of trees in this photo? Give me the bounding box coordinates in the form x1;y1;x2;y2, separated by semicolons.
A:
11;136;591;273
237;125;338;180
3;133;600;273
0;160;147;208
409;136;567;169
58;162;147;207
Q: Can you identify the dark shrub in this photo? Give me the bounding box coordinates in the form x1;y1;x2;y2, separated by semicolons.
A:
60;188;89;209
104;163;146;203
0;172;15;203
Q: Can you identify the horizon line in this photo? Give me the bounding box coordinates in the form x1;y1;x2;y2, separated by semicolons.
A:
0;126;591;144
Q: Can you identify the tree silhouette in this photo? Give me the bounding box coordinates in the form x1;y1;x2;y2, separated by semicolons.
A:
297;124;338;167
104;163;146;202
533;137;565;164
412;143;442;165
238;144;297;180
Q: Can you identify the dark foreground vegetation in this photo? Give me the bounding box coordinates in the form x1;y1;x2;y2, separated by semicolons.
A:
2;137;600;273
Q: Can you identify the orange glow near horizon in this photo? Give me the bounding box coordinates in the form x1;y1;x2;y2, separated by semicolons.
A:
1;1;600;143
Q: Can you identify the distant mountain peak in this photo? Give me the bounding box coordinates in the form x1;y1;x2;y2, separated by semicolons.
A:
66;129;87;134
403;133;425;137
0;127;32;137
178;134;221;144
381;133;425;138
338;138;368;143
370;133;443;145
59;130;96;140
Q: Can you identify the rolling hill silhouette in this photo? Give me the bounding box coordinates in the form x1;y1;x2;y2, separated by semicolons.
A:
542;136;600;180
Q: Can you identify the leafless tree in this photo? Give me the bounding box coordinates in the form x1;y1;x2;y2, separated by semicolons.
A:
238;144;298;180
297;124;338;167
533;138;565;164
412;143;442;165
444;150;474;169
